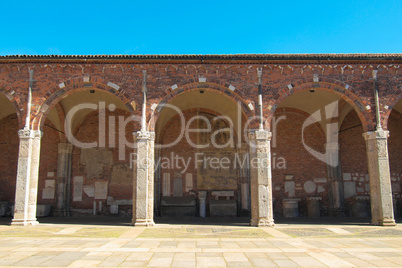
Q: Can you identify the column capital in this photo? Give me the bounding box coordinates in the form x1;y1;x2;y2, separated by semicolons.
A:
248;130;272;141
18;129;43;139
198;191;207;200
135;130;155;141
363;130;389;140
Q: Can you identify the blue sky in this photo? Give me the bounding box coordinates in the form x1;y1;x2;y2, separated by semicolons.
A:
0;0;401;55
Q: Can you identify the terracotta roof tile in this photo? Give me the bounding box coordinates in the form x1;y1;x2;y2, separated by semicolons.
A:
0;54;401;62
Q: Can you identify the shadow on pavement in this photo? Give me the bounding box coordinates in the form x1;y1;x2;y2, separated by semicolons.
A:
1;215;401;227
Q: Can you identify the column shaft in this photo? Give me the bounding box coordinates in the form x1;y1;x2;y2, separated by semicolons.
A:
12;129;42;226
326;142;345;216
363;130;396;226
132;131;155;226
54;143;73;216
248;130;274;226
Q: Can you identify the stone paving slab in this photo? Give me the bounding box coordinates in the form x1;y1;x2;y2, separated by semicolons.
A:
0;223;401;267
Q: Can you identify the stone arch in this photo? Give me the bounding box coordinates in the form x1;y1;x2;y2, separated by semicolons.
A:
267;81;373;132
150;82;253;130
33;77;134;130
0;80;22;128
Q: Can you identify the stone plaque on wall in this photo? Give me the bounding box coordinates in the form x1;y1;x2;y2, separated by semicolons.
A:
42;179;55;199
285;181;295;197
83;185;95;197
95;181;108;199
196;151;237;190
73;176;84;202
185;173;193;192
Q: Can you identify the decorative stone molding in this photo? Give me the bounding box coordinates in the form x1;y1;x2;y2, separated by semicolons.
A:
136;130;155;140
18;129;43;139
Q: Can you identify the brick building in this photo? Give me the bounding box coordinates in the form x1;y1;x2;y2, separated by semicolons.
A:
0;54;400;226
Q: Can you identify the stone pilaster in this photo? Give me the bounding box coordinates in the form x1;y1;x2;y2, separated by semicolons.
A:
363;130;396;226
132;131;155;226
12;129;43;226
54;143;73;216
326;142;345;216
248;130;274;227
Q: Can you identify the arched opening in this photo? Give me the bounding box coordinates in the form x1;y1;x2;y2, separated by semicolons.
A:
37;89;139;219
0;93;19;217
339;109;369;218
387;100;402;219
271;89;367;220
154;89;250;220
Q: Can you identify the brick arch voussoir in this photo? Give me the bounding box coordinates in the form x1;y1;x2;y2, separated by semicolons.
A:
267;81;373;132
33;78;134;131
153;82;253;125
0;80;23;128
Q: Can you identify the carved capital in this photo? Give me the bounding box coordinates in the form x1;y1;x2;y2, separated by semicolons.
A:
18;129;43;139
363;130;390;141
248;130;272;141
135;130;151;140
198;191;207;200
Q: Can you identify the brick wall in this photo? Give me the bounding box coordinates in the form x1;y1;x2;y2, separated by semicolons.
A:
158;109;240;216
37;119;60;206
0;114;19;202
0;57;400;217
272;108;327;216
0;61;400;133
69;108;137;215
388;110;402;211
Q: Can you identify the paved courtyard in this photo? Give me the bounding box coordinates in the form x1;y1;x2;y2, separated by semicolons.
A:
0;217;401;267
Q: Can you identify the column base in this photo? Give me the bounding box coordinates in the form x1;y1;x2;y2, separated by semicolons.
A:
11;219;39;226
131;219;155;227
372;218;397;226
250;218;275;227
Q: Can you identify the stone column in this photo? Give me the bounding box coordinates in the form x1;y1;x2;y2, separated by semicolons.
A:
363;130;396;226
199;191;207;217
326;142;345;216
132;131;155;226
54;143;73;216
248;130;274;227
12;129;42;226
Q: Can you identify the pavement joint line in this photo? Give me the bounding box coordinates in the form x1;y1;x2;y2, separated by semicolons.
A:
118;227;145;239
55;227;83;235
326;227;354;235
261;227;293;238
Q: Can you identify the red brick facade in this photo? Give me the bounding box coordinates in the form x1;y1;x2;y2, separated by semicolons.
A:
0;54;401;220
